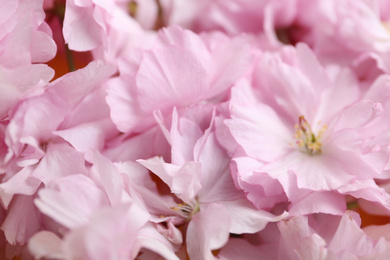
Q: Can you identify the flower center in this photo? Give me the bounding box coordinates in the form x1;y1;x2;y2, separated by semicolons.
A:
170;201;200;221
293;116;326;156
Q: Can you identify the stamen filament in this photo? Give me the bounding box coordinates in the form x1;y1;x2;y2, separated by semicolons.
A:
170;201;200;221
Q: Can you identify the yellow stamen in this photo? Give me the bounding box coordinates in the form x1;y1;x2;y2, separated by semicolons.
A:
170;201;200;221
293;116;326;155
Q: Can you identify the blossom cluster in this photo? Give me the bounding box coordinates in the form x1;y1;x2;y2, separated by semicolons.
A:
2;0;390;259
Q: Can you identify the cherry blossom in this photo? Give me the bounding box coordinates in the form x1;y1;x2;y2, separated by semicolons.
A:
0;0;390;259
139;107;287;259
224;43;390;215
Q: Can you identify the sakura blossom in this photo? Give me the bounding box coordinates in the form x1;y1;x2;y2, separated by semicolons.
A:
0;0;390;259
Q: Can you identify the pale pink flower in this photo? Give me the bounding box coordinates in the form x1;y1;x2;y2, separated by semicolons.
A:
0;64;54;121
0;62;115;256
161;0;297;36
4;61;114;169
0;142;87;213
63;0;156;64
103;124;171;162
31;151;178;259
224;43;390;215
219;211;390;259
29;204;179;260
277;211;390;259
219;222;281;260
53;85;119;154
139;107;287;259
287;0;390;77
0;0;56;121
2;195;40;247
0;0;56;67
0;63;116;249
0;1;389;259
219;237;273;260
106;25;252;133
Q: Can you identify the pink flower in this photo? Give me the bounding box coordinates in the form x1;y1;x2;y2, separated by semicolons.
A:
286;0;390;77
219;211;390;259
0;1;389;259
277;211;390;259
224;43;390;215
0;0;56;121
30;151;178;259
29;204;179;260
63;0;156;64
161;0;297;35
4;61;114;169
139;107;287;259
106;25;252;133
0;0;56;67
0;61;115;256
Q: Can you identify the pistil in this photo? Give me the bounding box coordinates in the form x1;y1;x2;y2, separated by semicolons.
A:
293;116;326;156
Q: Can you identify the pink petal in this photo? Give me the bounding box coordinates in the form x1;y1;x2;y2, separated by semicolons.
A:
0;0;17;23
136;46;208;113
277;215;313;251
47;61;115;108
364;224;390;241
363;74;390;103
103;125;170;162
195;131;243;203
35;174;109;229
31;143;87;185
138;157;202;202
221;199;288;234
63;203;150;260
135;223;180;260
54;121;108;152
287;152;353;191
0;166;39;208
233;156;287;209
30;29;57;63
330;100;383;132
156;220;183;245
206;36;252;98
226;81;292;162
170;107;204;165
28;231;64;259
295;234;328;260
328;211;374;256
187;203;230;260
2;195;40;245
91;151;123;205
317;67;360;124
105;77;152;133
255;50;319;122
154;25;211;71
339;180;390;212
0;64;54;119
288;191;346;216
219;238;271;260
63;0;103;51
